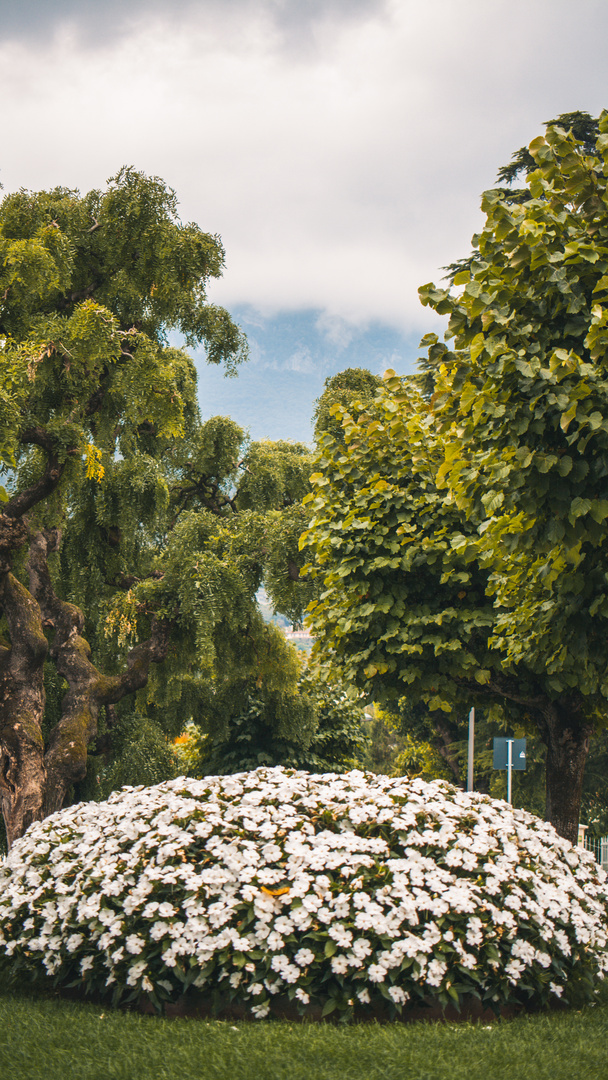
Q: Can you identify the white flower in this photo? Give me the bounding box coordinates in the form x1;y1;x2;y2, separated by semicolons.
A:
295;948;315;967
426;960;447;987
261;843;282;863
459;951;477;970
350;938;372;960
126;961;147;986
511;939;536;965
274;917;294;935
388;986;408;1004
250;1003;270;1019
281;964;301;984
328;925;353;948
354;912;375;930
330;955;350;975
465;918;484;947
157;902;176;918
504;959;525;983
295;988;310;1004
356;988;371;1004
125;935;145;955
249;983;264;996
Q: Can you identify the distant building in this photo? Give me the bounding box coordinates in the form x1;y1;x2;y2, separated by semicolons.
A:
281;627;313;652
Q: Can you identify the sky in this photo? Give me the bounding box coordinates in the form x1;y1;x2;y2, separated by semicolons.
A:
2;0;608;441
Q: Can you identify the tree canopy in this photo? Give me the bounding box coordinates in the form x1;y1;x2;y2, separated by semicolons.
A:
301;111;608;841
0;168;316;847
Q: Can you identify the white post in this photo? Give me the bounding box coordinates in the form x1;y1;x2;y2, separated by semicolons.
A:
467;707;475;792
506;739;513;805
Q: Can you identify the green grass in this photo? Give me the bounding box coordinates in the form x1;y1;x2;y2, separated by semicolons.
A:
2;983;608;1080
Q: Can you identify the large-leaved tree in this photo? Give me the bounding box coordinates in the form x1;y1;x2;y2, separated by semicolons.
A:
301;112;608;842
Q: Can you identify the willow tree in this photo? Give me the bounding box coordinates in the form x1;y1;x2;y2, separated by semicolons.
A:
0;168;255;845
302;112;608;842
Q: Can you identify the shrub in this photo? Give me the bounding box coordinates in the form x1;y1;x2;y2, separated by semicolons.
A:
1;769;607;1019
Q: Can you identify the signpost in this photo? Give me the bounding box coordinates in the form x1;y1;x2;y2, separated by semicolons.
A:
493;737;526;805
467;707;475;792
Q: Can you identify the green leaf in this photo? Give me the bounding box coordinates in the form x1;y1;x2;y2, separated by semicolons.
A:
569;497;592;522
590;500;608;524
321;999;338;1016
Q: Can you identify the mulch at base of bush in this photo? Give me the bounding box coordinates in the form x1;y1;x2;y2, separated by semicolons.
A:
136;989;562;1025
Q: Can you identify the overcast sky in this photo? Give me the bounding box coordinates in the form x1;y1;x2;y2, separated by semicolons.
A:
2;0;607;439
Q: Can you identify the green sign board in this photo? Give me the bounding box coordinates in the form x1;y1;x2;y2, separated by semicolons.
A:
493;737;526;771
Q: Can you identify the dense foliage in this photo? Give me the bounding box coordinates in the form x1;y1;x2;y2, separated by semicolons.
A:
0;168;315;847
174;669;368;777
301;112;608;842
1;769;606;1020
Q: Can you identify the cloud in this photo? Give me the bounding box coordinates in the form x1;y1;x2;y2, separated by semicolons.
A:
1;0;607;335
315;313;356;351
0;0;387;49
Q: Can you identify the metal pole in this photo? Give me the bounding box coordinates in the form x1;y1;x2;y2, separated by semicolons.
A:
467;707;475;792
507;739;513;805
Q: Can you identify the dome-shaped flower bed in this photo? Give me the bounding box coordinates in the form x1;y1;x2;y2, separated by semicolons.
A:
1;768;607;1019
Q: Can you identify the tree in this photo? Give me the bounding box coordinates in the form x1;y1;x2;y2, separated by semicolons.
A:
496;111;599;186
312;367;382;442
0;168;315;847
301;111;608;842
171;661;367;777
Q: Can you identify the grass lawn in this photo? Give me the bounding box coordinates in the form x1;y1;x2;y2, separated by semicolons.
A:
1;983;608;1080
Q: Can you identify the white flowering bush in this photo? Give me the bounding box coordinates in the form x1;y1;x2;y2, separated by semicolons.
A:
1;768;607;1019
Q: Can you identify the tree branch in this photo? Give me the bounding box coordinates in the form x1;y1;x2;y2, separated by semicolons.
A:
453;673;549;711
169;476;236;529
2;428;69;520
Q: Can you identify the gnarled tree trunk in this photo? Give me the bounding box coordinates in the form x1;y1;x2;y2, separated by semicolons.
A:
0;525;172;848
0;572;48;847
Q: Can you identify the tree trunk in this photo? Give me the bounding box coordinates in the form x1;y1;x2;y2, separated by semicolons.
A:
0;573;48;847
0;528;172;847
542;698;592;844
30;529;172;819
430;713;462;786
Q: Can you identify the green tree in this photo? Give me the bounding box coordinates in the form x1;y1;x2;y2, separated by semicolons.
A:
301;112;608;842
313;367;382;442
0;168;315;847
166;659;367;777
